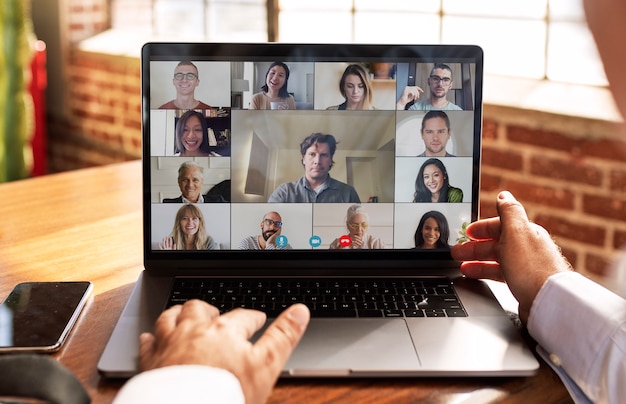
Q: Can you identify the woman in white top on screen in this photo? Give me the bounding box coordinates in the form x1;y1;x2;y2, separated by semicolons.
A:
249;62;296;110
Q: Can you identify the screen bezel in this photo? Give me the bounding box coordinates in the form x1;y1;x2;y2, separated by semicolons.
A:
142;43;483;273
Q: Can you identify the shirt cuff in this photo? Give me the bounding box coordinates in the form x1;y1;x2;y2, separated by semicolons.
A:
113;365;244;403
528;271;626;402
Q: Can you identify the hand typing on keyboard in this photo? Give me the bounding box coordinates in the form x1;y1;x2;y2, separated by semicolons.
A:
139;300;310;404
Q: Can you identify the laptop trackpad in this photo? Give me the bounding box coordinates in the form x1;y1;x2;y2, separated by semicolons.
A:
281;318;420;375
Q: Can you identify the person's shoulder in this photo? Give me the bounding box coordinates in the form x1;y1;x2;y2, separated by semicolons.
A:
250;92;268;109
327;176;345;185
448;187;463;202
163;196;182;203
268;178;302;202
445;103;462;111
329;176;357;191
237;236;257;250
196;101;212;109
251;92;268;102
276;177;302;189
202;194;226;203
367;234;385;248
326;105;340;110
408;99;428;110
205;235;219;250
159;100;177;109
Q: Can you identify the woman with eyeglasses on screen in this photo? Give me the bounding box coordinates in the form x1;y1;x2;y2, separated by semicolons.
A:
329;204;384;249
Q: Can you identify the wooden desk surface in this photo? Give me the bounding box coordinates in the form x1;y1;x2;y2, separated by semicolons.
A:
0;161;572;403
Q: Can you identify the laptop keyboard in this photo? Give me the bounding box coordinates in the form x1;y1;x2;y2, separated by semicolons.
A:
166;278;467;318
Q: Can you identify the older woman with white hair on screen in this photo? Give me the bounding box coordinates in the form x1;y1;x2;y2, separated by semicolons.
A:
329;204;384;249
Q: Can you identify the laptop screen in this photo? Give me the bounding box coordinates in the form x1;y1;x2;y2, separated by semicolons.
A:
142;43;483;270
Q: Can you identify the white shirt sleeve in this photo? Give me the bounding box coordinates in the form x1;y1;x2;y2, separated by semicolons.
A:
113;365;244;403
528;271;626;403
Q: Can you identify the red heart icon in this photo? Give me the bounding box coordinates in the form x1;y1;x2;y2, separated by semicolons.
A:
339;235;352;247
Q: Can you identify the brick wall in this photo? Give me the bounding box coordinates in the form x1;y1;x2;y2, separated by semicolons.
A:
48;50;141;171
66;0;108;43
481;105;626;280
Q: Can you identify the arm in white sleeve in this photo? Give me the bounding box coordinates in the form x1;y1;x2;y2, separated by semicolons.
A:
528;271;626;403
113;365;244;403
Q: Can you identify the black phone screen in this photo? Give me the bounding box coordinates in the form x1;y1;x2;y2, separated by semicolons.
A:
0;281;93;352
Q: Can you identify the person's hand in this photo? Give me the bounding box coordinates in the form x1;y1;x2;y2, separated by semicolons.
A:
351;234;363;248
450;191;572;323
158;236;176;250
139;300;310;404
266;227;282;248
396;86;424;109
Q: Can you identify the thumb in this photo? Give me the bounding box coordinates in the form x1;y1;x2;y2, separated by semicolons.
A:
496;191;531;238
138;332;156;371
253;304;310;370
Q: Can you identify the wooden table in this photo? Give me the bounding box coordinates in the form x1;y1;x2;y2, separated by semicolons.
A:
0;161;572;403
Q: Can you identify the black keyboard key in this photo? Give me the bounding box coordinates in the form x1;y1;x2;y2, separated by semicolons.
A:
358;310;383;317
397;302;413;310
379;302;397;310
446;309;468;317
311;309;356;318
355;302;378;310
403;309;425;317
425;309;446;317
383;310;403;318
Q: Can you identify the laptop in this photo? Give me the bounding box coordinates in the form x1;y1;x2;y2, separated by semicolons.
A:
98;42;539;377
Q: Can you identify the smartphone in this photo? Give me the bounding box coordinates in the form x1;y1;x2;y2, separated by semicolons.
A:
0;281;93;353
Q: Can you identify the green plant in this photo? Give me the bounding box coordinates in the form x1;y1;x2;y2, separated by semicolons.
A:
456;221;471;244
0;0;34;182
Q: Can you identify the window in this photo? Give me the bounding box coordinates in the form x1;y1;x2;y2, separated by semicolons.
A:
111;0;268;42
109;1;604;87
277;0;607;87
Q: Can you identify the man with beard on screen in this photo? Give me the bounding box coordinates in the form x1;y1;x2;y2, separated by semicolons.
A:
237;211;292;250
